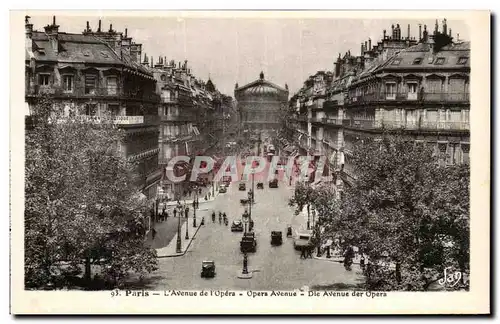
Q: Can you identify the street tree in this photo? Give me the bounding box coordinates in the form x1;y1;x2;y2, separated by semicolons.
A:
25;95;158;289
333;134;469;291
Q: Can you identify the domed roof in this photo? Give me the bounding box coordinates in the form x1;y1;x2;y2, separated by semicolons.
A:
235;72;288;99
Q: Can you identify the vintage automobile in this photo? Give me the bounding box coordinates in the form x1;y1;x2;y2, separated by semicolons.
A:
201;260;216;278
231;220;244;232
219;185;227;193
256;182;264;189
293;230;313;251
240;233;257;253
271;231;283;246
238;182;246;191
240;198;249;205
269;178;279;188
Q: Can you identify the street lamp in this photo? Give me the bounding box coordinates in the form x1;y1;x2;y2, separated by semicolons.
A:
193;186;197;228
242;209;249;234
184;201;189;240
242;252;249;275
176;203;182;253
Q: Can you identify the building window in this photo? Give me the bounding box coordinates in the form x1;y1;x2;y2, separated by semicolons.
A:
435;57;445;65
39;74;50;86
62;75;74;92
108;104;120;116
85;103;98;116
391;58;402;65
407;82;418;100
385;82;396;99
457;57;468;65
85;75;97;94
412;58;423;65
106;76;118;95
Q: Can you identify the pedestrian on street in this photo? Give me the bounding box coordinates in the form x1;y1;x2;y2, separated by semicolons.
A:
185;207;189;218
165;210;169;219
199;188;202;195
300;248;307;259
152;228;157;240
173;209;177;218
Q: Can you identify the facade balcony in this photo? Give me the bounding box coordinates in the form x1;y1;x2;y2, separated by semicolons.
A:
345;92;470;105
161;96;179;104
56;114;158;126
322;117;342;126
160;114;196;122
26;85;160;103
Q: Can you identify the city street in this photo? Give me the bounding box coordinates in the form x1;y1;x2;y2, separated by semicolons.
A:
146;162;363;290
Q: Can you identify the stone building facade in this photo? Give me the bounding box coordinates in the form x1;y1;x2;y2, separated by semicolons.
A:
288;19;470;191
24;16;162;199
235;72;289;150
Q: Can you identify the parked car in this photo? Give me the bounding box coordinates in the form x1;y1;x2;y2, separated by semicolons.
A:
219;185;227;193
257;182;264;189
231;220;244;232
269;179;279;188
201;260;216;278
239;182;246;191
271;231;283;246
293;230;313;250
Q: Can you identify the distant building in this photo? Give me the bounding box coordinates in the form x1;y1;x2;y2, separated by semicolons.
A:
24;16;162;199
147;57;232;200
235;72;289;148
289;19;470;192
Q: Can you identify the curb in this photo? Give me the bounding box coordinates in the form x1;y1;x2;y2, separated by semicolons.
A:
163;191;220;207
156;220;204;258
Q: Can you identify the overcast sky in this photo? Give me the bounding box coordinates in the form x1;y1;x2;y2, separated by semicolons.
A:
28;15;470;97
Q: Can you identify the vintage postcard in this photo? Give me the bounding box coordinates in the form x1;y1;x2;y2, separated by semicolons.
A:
10;10;490;314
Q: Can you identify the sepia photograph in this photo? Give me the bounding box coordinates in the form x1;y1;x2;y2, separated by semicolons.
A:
10;9;490;314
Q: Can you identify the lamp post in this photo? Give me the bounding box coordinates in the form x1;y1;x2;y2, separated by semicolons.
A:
242;209;249;234
185;201;189;240
176;203;182;253
242;252;249;275
193;185;197;228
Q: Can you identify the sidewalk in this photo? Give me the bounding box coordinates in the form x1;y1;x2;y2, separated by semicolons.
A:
162;185;221;208
145;217;186;249
155;216;204;258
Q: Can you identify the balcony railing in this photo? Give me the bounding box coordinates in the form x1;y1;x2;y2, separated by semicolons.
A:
342;118;469;131
26;85;160;103
322;117;342;125
55;115;151;125
346;92;470;104
160;114;196;122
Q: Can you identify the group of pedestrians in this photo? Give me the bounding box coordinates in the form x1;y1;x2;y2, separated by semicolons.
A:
299;246;314;259
211;211;228;226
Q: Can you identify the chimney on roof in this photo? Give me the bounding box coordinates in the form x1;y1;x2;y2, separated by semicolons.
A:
457;33;460;42
423;24;428;42
83;21;92;34
25;16;33;52
360;43;364;55
434;19;439;34
407;24;410;39
391;24;395;39
368;38;372;51
142;53;149;66
364;41;368;53
150;56;153;68
443;18;447;35
44;16;60;53
125;28;128;38
383;29;387;39
98;19;102;32
109;24;114;33
418;24;422;41
396;24;401;40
